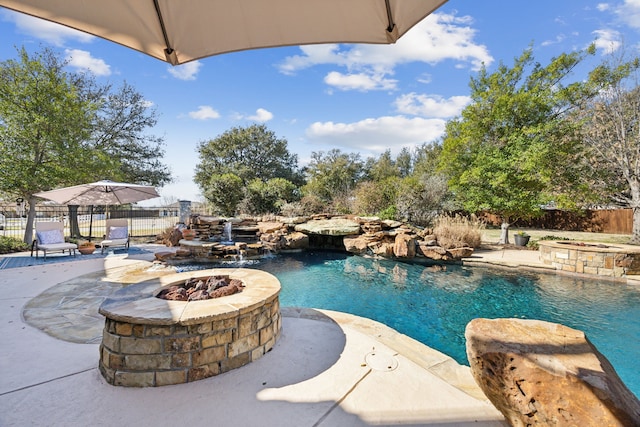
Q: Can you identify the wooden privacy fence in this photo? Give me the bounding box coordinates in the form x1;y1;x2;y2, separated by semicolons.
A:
479;209;633;234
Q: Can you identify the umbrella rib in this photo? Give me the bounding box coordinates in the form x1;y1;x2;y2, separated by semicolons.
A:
384;0;395;33
152;0;178;64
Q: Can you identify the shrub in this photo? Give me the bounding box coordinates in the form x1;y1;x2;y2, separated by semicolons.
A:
396;174;453;226
433;214;485;249
242;178;298;215
204;173;244;216
352;177;401;218
538;235;570;241
298;195;327;215
0;236;29;254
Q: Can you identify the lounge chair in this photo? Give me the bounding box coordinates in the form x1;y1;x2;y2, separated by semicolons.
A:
100;219;130;254
31;221;77;260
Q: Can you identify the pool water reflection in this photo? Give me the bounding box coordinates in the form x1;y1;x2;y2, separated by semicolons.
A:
183;251;640;398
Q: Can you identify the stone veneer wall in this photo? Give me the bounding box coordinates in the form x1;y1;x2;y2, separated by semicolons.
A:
539;241;640;278
99;294;281;387
98;268;282;387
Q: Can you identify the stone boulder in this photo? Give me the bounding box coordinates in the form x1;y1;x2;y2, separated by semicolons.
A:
416;244;448;260
154;251;175;262
283;231;309;250
465;318;640;426
369;241;395;257
393;233;416;258
381;219;403;229
167;228;183;247
448;247;474;259
257;221;285;234
343;235;371;254
294;219;361;236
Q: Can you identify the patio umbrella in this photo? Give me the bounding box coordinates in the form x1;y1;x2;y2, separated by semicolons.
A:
34;180;160;205
34;180;160;239
0;0;447;65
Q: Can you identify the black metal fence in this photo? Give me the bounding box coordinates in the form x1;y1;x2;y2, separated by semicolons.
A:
0;203;212;241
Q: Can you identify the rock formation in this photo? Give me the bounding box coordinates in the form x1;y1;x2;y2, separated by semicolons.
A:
157;275;244;301
160;214;476;264
465;318;640;426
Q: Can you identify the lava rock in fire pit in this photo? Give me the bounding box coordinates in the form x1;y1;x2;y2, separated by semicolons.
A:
157;275;245;301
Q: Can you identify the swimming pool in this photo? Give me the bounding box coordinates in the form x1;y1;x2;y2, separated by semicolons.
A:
184;251;640;398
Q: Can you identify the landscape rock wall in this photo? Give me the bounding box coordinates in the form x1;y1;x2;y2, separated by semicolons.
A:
169;214;475;263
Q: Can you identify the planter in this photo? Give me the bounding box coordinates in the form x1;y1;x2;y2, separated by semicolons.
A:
514;234;530;247
181;229;196;240
78;244;96;255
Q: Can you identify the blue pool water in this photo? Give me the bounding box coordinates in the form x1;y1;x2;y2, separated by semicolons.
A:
186;251;640;398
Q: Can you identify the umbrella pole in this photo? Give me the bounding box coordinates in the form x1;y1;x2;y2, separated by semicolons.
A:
88;205;93;242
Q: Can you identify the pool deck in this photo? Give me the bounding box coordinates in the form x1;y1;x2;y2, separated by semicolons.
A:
0;245;552;426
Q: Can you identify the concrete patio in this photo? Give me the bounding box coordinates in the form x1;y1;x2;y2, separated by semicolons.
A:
0;245;552;426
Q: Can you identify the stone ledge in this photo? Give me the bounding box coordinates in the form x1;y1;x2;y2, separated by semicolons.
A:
539;241;640;278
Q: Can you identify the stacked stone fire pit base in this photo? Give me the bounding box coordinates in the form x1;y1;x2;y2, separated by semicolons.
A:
98;269;281;387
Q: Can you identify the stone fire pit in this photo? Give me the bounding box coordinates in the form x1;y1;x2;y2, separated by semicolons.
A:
98;268;281;387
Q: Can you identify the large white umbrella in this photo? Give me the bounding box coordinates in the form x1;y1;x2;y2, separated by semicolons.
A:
34;180;160;240
34;180;160;205
0;0;447;65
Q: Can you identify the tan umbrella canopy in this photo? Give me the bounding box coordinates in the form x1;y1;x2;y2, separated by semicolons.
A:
35;180;160;240
0;0;447;65
34;180;160;205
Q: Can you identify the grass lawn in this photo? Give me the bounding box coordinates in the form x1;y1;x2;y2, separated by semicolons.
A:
482;227;634;245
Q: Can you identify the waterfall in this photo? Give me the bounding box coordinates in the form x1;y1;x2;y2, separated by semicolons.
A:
222;221;233;244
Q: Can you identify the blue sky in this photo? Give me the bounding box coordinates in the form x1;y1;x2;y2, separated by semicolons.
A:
1;1;640;204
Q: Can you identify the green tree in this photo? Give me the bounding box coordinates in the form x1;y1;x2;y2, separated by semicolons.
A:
573;49;640;242
0;46;171;242
243;177;298;214
204;173;244;216
439;46;598;244
0;47;98;242
302;149;364;208
195;124;302;188
90;82;171;186
365;150;399;182
353;177;401;218
195;124;301;215
413;142;443;177
396;174;452;226
396;147;413;178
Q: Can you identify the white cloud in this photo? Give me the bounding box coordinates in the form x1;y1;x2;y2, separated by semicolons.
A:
188;105;220;120
541;34;567;47
597;3;611;12
417;73;432;84
247;108;274;122
64;49;111;76
394;93;470;118
168;61;202;81
6;11;93;46
592;29;622;53
305;116;446;155
277;12;492;92
324;71;397;91
615;0;640;29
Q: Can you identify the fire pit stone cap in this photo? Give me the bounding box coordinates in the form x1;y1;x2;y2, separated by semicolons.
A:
98;268;280;325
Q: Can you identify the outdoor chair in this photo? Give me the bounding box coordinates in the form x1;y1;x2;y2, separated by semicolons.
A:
31;221;77;260
100;219;130;254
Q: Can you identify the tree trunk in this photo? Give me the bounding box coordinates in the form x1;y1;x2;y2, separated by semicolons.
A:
632;206;640;244
499;221;510;245
68;205;81;238
630;181;640;244
24;196;37;245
